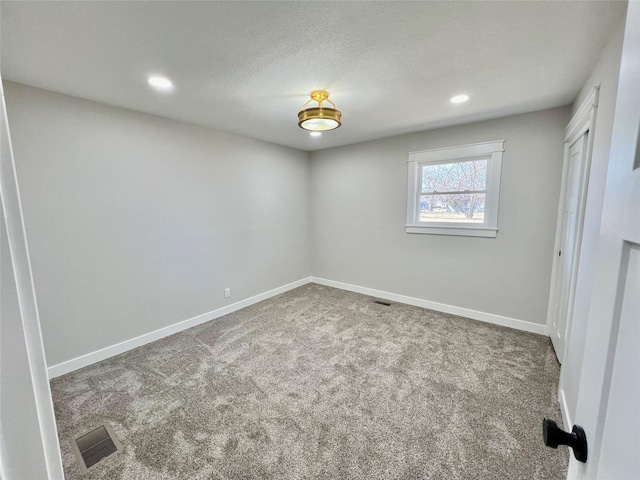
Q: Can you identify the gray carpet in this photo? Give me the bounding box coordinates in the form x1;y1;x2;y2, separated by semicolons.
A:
51;283;568;479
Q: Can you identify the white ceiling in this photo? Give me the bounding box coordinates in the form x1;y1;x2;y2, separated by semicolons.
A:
0;1;625;151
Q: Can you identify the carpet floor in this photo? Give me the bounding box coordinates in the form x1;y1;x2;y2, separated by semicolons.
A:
51;283;568;479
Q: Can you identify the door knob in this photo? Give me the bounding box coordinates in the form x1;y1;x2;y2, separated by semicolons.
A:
543;418;588;463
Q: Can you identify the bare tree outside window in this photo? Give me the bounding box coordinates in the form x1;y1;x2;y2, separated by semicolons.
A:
406;140;503;237
419;159;487;223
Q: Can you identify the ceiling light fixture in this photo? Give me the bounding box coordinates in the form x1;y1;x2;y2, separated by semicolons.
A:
298;90;341;131
450;94;469;104
147;76;174;91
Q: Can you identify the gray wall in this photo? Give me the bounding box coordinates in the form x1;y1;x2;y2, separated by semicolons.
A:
4;80;573;372
561;11;626;424
310;106;570;325
4;81;311;367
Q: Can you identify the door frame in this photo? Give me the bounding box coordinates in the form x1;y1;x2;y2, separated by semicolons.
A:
1;81;65;478
546;86;599;370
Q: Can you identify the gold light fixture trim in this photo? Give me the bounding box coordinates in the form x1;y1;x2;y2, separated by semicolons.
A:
298;90;342;131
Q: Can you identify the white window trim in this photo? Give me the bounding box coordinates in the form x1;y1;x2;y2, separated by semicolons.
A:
405;140;504;237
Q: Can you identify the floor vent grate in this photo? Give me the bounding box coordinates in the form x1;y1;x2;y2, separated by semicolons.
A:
71;423;122;472
374;300;392;306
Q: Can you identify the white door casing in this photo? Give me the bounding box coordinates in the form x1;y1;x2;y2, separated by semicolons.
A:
547;87;599;363
550;134;587;362
0;80;65;477
568;2;639;478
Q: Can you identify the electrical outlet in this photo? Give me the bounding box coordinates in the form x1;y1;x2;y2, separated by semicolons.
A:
224;288;231;298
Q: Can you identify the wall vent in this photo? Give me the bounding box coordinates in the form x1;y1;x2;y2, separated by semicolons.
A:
373;300;392;306
71;423;122;472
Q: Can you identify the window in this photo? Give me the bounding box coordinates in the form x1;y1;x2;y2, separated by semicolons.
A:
406;140;504;237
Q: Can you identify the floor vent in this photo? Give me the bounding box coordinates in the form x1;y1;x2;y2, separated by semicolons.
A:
374;300;392;306
71;423;122;472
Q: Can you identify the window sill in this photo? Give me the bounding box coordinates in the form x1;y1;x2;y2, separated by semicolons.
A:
405;225;498;238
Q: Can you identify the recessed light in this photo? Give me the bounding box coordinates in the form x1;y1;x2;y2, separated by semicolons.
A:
310;131;322;137
147;76;173;91
450;94;469;104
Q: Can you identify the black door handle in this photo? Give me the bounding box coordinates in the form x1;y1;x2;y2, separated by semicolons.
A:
543;418;588;463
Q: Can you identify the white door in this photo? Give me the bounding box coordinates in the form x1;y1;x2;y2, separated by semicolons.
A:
568;3;639;478
550;133;588;362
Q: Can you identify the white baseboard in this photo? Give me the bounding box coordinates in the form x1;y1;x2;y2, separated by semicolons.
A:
49;275;547;378
47;277;312;378
310;276;547;335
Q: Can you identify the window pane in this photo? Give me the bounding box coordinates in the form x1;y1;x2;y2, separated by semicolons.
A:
421;159;487;193
419;193;486;223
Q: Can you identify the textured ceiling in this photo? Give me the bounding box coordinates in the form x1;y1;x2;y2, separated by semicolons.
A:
0;1;625;151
